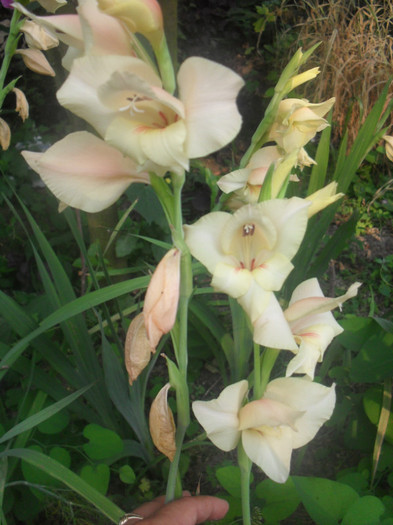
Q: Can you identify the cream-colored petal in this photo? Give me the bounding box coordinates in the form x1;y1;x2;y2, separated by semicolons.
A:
285;340;321;379
212;262;253;298
192;380;248;451
306;182;343;217
21;131;149;212
217;168;250;194
242;427;293;483
37;0;67;13
184;212;232;274
264;377;336;449
252;253;293;291
178;57;244;158
285;279;362;323
236;281;272;322
250;292;298;351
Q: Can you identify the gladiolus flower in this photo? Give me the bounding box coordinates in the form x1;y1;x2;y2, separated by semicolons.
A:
57;55;244;175
149;383;176;461
16;48;55;76
21;131;150;212
306;182;343;217
217;147;298;208
0;118;11;150
284;279;361;378
143;248;181;349
193;378;336;483
268;97;335;155
185;198;310;349
124;312;155;385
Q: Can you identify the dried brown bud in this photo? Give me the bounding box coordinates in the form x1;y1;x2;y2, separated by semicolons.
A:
0;118;11;150
124;312;155;385
20;20;59;50
13;88;29;122
149;383;176;462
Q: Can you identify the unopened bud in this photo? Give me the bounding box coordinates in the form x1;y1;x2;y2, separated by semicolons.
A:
149;383;176;461
143;248;181;349
0;118;11;150
16;48;55;76
124;312;155;385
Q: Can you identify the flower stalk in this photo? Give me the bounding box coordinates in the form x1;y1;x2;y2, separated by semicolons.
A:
238;441;252;525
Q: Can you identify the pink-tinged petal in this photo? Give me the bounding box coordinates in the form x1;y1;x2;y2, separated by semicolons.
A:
285;279;362;323
178;57;244;158
77;0;134;57
192;380;248;451
143;248;180;349
21;132;149;212
252;253;293;291
251;293;298;350
242;426;293;483
239;398;303;431
184;212;232;274
264;377;336;449
212;262;253;298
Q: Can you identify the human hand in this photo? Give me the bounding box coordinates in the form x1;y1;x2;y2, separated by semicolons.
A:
121;492;229;525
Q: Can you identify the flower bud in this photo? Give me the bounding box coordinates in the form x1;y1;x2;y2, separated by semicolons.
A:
383;135;393;162
97;0;164;48
143;248;181;349
306;182;344;217
16;48;55;76
13;88;29;122
0;118;11;150
149;383;176;461
20;20;59;50
124;312;155;385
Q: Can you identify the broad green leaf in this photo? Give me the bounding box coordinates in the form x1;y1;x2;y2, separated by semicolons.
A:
342;495;385;525
216;466;253;499
255;477;300;523
293;476;359;525
350;332;393;383
307;111;332;195
80;463;110;495
83;424;124;460
0;448;124;523
37;408;69;435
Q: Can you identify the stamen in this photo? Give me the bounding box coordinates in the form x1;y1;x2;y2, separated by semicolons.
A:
242;223;255;236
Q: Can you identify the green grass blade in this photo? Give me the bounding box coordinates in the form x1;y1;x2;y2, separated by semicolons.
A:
307;111;332;195
0;276;149;381
0;384;92;445
0;449;125;523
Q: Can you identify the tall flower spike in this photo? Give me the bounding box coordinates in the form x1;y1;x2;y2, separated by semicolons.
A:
143;248;181;349
193;378;336;483
285;279;362;378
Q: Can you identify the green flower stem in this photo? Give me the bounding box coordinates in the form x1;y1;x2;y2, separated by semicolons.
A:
260;347;280;395
253;342;262;400
165;171;192;502
238;441;252;525
0;8;22;109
